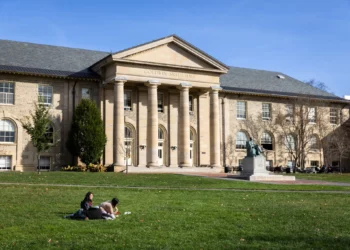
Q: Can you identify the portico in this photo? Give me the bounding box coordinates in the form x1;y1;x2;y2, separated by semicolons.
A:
93;35;229;171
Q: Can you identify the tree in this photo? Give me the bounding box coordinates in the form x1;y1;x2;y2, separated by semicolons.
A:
274;98;329;172
323;125;350;173
239;113;278;158
21;103;53;173
305;79;329;92
67;99;106;165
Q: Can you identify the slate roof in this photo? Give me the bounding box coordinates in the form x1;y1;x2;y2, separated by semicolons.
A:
0;38;345;101
220;67;343;101
0;39;110;80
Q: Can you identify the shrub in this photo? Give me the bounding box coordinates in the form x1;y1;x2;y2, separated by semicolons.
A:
66;99;107;165
87;163;106;172
61;165;87;172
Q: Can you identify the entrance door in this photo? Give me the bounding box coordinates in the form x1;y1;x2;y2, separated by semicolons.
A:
189;142;193;166
0;156;11;171
158;142;163;166
124;141;132;166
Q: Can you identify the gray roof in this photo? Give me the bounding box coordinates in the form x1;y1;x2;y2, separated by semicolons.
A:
0;39;345;101
0;39;110;79
220;67;342;101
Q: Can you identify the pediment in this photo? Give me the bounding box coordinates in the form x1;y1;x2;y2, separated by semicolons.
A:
112;35;229;72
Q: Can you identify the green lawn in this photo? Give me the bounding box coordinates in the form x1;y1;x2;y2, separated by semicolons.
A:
1;172;350;191
292;173;350;183
0;172;350;249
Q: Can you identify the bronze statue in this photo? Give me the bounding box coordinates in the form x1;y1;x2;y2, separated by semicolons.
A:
246;137;263;157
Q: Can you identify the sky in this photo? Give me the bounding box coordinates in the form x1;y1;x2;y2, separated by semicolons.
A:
0;0;349;97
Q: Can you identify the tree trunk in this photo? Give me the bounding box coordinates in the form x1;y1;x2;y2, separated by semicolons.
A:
37;153;41;174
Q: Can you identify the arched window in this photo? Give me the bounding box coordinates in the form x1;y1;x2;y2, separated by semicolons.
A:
261;132;273;150
285;134;296;151
45;124;54;144
190;130;193;141
309;135;319;150
125;126;132;138
0;119;15;142
236;131;248;149
158;128;164;140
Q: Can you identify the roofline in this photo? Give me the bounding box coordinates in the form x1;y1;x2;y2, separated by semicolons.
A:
220;87;349;104
108;34;229;70
0;69;101;82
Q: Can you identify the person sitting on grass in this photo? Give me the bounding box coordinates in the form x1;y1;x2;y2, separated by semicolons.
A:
99;198;120;219
65;191;102;220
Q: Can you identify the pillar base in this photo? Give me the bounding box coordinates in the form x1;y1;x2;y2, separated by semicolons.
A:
210;164;222;168
113;165;126;172
179;163;192;168
147;163;160;168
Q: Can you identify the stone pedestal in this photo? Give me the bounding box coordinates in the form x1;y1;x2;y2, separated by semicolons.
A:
241;155;295;181
242;155;268;176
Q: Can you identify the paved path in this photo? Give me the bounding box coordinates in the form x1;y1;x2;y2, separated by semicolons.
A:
180;172;350;186
0;182;350;194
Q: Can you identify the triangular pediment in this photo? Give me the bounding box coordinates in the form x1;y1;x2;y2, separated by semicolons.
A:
112;35;229;72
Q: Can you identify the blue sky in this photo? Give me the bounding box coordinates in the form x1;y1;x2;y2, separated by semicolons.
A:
1;0;349;97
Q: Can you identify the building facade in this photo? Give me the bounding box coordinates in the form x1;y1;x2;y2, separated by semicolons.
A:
0;35;349;172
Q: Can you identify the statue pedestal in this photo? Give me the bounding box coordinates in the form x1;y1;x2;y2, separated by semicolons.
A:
241;155;295;181
242;155;269;176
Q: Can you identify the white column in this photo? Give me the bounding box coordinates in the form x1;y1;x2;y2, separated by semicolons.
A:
145;80;161;167
113;77;127;167
178;82;192;167
210;86;222;168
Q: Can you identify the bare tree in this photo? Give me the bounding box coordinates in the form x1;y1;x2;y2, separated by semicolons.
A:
324;125;350;173
274;98;329;172
240;112;278;156
305;79;329;92
223;135;235;167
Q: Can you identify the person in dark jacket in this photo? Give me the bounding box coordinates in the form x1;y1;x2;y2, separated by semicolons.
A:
65;191;97;220
81;192;93;211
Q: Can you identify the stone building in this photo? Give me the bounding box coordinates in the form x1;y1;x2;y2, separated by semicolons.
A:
0;35;349;172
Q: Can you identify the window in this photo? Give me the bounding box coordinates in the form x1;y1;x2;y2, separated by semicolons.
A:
262;103;271;120
45;125;54;144
287;161;295;168
125;126;132;138
38;85;53;105
236;131;248;149
308;107;316;123
330;108;339;125
124;91;132;111
0;82;14;104
310;161;319;167
81;88;91;99
189;96;193;112
266;160;273;170
0;156;11;170
261;132;273;150
332;161;339;167
39;156;50;170
309;135;319;151
158;128;164;139
285;104;294;121
0;120;15;143
237;101;246;119
285;134;296;150
158;93;164;112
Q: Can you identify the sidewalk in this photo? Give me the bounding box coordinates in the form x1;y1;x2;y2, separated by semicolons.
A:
180;172;350;186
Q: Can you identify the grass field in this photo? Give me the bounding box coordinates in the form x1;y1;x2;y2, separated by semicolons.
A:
1;172;350;191
0;172;350;249
292;173;350;183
